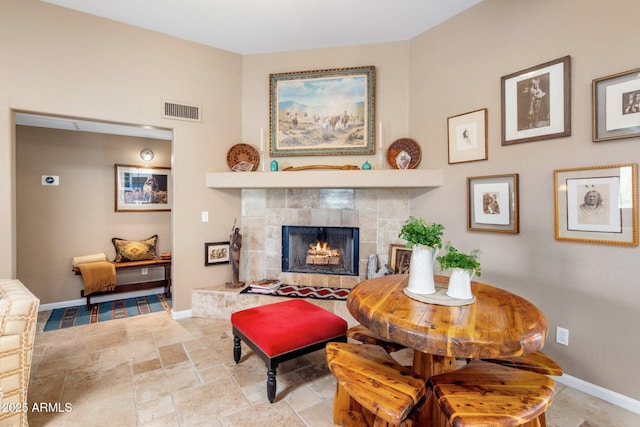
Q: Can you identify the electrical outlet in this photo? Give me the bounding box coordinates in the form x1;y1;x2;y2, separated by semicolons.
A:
141;268;148;275
556;326;569;346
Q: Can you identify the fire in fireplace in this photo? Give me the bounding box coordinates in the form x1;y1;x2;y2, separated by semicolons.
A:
282;226;359;276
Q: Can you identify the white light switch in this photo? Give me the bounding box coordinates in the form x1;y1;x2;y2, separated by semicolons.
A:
201;211;209;223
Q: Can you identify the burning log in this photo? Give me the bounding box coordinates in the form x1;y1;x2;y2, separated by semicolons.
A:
306;240;341;265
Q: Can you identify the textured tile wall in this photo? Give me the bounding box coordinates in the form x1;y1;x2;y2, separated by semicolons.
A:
240;188;411;288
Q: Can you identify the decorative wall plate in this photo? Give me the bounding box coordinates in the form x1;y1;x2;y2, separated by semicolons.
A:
226;143;260;171
386;138;422;169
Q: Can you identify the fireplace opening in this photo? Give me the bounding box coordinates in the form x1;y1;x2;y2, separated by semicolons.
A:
282;226;359;276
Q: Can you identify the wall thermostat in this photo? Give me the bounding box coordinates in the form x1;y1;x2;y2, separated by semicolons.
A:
41;175;59;186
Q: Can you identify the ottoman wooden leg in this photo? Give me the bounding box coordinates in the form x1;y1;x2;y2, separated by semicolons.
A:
233;335;242;363
267;368;277;403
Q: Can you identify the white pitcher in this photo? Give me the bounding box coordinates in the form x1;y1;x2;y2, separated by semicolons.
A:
406;244;438;295
446;267;475;300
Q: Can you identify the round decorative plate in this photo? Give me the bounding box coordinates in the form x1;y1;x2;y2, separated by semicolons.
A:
386;138;422;169
226;143;260;171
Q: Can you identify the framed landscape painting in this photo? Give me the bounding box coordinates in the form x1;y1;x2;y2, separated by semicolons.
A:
114;164;171;212
269;66;376;156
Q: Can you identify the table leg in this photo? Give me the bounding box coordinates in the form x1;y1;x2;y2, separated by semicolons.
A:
412;351;456;426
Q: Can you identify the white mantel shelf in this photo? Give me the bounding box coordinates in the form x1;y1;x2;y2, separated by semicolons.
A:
205;169;442;189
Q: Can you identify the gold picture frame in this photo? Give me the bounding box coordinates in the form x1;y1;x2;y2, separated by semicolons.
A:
554;163;638;246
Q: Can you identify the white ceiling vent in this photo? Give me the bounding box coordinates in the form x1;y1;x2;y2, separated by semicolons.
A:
162;100;201;122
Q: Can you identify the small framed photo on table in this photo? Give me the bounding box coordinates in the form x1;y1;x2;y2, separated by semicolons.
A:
501;56;571;145
467;174;519;233
204;242;231;266
388;244;412;274
554;163;638;246
592;67;640;142
447;108;488;164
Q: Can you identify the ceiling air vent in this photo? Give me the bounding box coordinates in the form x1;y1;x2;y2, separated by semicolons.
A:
161;100;201;122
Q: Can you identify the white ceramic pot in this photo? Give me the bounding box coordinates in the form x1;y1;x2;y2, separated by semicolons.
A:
406;244;438;295
446;267;475;300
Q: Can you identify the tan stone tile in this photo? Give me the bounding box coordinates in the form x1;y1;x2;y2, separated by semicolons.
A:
56;391;137;427
125;311;174;335
133;358;162;376
297;400;337;427
27;370;67;404
134;361;201;404
75;316;126;337
222;400;306;426
63;364;133;404
100;338;158;371
136;394;175;426
546;386;640;426
198;364;232;384
158;342;188;367
174;378;250;422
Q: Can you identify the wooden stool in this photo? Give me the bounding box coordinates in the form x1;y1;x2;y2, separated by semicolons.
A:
428;360;555;427
231;299;347;403
483;351;563;376
346;324;407;354
326;342;427;427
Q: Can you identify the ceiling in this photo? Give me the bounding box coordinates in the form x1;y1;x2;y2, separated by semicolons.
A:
27;0;482;138
41;0;483;55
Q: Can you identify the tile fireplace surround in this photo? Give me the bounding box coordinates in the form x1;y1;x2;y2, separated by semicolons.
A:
238;188;413;289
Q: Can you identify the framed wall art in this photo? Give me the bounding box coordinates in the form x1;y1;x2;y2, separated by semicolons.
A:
501;56;571;145
467;174;519;233
447;108;488;164
205;241;231;266
269;65;376;157
592;67;640;142
554;163;638;246
114;164;171;212
388;244;412;274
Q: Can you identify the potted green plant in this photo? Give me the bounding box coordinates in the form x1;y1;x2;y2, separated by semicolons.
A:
398;217;445;295
436;242;481;300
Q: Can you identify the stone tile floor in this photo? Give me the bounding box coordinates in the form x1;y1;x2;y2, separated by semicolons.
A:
27;310;640;426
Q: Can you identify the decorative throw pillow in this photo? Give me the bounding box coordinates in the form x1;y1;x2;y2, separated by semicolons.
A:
112;235;157;262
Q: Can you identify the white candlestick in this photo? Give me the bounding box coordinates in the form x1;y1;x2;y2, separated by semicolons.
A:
378;122;383;149
260;128;265;152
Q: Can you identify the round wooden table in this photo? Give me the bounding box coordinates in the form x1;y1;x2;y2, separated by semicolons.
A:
347;274;548;378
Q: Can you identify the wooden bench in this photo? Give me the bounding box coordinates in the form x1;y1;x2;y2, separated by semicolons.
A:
326;342;427;427
346;324;407;354
428;360;555;427
483;351;563;376
73;258;171;308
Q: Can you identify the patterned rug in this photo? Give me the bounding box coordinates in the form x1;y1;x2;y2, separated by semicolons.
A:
240;284;350;300
44;294;171;332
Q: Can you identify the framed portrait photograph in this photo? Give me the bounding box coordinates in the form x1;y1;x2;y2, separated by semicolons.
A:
554;163;638;246
114;164;171;212
467;174;519;233
388;244;412;274
269;66;376;157
205;241;231;266
501;56;571;145
592;67;640;142
447;108;488;164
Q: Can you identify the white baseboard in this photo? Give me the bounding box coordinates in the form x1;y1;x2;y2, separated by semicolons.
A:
171;309;192;320
38;287;165;311
555;373;640;414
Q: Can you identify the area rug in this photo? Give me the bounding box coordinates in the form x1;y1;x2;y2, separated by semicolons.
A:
44;294;171;332
240;284;350;300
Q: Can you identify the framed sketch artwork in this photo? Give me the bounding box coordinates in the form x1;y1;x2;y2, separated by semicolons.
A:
467;174;519;233
554;163;638;246
389;244;412;274
447;108;488;164
501;56;571;145
269;66;376;157
592;67;640;142
205;242;231;266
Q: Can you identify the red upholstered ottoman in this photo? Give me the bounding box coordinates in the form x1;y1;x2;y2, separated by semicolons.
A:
231;299;347;403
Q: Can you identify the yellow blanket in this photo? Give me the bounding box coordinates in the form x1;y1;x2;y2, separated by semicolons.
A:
77;262;116;295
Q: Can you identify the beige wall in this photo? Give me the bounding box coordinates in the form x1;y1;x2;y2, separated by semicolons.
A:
16;126;172;303
2;0;640;402
408;0;640;399
1;0;244;311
